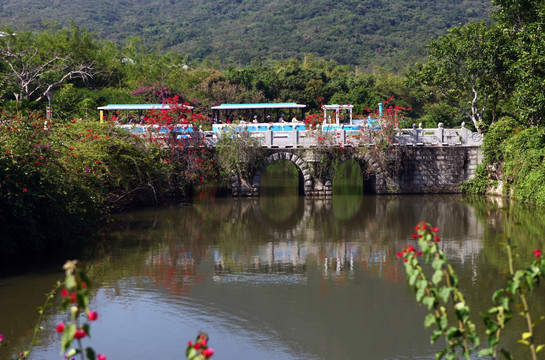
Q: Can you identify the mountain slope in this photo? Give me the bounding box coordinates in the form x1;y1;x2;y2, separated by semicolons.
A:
0;0;493;69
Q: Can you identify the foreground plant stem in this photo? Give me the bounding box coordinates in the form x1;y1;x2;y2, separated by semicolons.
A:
25;282;62;359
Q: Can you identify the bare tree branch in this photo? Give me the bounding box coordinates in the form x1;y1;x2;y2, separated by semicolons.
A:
0;35;95;104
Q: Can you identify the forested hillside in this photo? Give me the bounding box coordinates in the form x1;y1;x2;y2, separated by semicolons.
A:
0;0;492;70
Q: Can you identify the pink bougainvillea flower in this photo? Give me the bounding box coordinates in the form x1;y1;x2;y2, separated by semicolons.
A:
534;249;542;259
60;288;69;297
56;322;65;333
396;251;403;259
432;227;439;233
411;233;417;239
70;292;77;303
23;188;28;193
97;354;107;360
434;236;441;243
407;245;415;253
87;311;98;321
74;329;86;339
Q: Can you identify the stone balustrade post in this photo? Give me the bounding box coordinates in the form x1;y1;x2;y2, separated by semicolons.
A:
293;128;299;147
266;124;272;147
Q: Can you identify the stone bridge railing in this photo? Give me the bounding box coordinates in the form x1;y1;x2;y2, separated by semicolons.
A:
121;123;483;148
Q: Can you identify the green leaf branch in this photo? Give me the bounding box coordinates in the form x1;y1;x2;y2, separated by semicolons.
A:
398;222;479;359
399;222;545;360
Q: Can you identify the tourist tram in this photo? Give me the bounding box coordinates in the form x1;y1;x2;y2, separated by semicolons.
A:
97;103;194;124
96;102;378;141
210;102;307;125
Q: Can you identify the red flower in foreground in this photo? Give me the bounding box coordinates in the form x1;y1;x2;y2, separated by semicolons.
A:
534;249;542;259
56;322;65;333
202;348;214;358
60;288;69;297
87;311;98;321
74;329;86;339
434;236;441;243
97;355;107;360
70;292;77;303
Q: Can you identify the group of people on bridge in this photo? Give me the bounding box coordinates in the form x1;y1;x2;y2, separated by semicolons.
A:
213;113;301;124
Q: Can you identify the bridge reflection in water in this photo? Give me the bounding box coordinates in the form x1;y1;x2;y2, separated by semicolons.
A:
208;193;484;289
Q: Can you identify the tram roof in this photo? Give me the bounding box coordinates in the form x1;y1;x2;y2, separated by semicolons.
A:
211;103;306;110
322;104;354;110
97;104;193;111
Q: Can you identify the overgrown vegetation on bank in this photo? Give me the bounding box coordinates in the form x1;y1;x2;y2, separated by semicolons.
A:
0;111;217;270
464;117;545;207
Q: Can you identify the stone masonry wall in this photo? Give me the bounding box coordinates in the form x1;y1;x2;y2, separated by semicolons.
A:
375;146;482;194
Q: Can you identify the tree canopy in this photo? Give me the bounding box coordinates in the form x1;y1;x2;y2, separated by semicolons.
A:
0;0;493;70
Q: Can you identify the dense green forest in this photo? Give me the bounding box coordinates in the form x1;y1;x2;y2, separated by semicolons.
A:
0;0;493;70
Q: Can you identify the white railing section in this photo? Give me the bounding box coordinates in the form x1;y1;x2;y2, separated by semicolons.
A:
118;122;483;148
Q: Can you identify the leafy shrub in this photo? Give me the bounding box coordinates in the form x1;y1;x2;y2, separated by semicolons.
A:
0;112;179;269
460;163;496;194
482;116;520;164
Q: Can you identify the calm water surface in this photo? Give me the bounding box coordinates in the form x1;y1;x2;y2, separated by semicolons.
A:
1;179;545;359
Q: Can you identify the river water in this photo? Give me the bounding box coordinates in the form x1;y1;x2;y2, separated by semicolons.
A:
1;163;545;360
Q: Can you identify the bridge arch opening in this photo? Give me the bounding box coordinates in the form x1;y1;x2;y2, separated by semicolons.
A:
333;159;368;195
259;160;304;197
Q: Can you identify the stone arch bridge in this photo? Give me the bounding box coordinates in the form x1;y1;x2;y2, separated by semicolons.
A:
231;146;482;197
124;123;483;197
